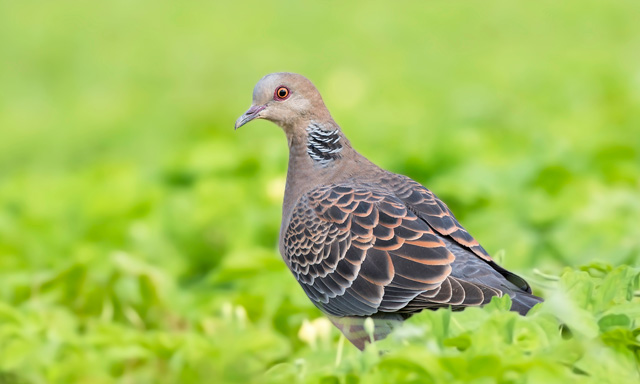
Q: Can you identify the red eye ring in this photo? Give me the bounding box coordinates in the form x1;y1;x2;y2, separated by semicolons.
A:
274;86;290;100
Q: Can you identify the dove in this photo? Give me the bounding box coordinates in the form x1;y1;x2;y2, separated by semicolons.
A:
235;72;543;350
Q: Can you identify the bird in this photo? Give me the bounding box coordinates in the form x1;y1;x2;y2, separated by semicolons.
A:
235;72;543;350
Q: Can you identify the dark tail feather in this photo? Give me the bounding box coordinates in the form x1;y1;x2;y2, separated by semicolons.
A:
509;291;544;315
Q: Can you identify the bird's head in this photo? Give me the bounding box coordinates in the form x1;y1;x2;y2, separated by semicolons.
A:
234;72;332;132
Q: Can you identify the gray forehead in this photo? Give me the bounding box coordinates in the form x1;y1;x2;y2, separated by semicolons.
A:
252;73;288;100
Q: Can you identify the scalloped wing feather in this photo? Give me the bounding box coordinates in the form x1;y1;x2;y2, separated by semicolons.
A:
283;183;507;318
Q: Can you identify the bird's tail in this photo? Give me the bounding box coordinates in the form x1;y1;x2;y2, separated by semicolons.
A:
509;291;544;315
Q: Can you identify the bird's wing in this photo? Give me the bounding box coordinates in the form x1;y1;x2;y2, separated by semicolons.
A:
283;183;503;318
383;173;532;293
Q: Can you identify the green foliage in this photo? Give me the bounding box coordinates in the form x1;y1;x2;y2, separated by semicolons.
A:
1;0;639;383
265;266;640;384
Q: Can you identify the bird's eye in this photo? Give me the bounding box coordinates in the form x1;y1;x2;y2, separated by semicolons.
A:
274;86;290;100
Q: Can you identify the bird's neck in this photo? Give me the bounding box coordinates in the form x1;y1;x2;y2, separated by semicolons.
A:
280;121;378;239
289;119;355;171
305;122;344;166
283;122;347;211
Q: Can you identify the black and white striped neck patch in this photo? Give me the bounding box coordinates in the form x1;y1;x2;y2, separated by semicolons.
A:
306;123;343;166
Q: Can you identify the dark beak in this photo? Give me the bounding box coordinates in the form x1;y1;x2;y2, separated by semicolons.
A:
234;104;266;130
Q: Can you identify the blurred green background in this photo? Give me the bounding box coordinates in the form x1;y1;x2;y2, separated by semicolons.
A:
1;1;639;383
